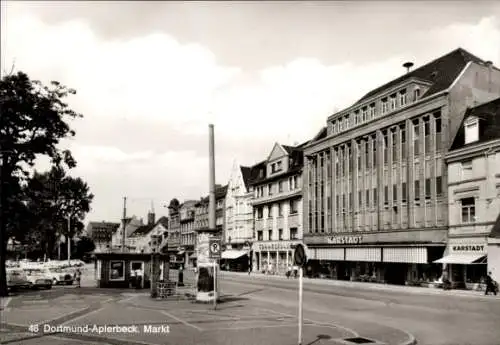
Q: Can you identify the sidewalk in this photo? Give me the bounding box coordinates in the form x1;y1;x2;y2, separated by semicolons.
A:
221;270;500;299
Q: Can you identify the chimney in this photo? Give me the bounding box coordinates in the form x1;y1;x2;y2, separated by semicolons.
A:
485;61;493;68
403;62;414;74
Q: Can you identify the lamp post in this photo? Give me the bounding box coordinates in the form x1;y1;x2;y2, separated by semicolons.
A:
67;215;71;265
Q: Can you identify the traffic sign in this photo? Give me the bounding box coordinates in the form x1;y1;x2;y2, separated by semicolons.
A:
209;238;221;259
293;244;307;267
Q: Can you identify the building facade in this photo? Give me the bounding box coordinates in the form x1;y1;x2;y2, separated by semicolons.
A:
249;142;306;274
303;48;500;285
436;97;500;289
111;216;143;250
224;162;253;250
179;200;197;266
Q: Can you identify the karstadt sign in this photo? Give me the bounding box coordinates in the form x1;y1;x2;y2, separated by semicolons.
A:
326;235;363;245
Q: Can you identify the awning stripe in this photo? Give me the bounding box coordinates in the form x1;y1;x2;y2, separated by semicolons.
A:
221;250;248;260
434;254;486;264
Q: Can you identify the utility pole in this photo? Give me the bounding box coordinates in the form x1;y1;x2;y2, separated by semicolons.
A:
121;196;127;252
67;215;71;265
208;124;217;309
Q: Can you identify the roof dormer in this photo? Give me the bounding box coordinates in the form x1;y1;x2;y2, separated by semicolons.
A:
464;116;479;144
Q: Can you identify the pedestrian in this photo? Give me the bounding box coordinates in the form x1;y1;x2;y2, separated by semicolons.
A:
293;265;298;278
248;264;252;275
286;265;292;279
74;268;81;288
485;271;498;296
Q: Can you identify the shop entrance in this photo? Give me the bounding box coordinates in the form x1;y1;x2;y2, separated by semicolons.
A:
384;263;407;285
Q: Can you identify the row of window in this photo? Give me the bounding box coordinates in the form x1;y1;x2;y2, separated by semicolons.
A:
310;176;444;214
254;175;301;198
312;113;443;182
255;199;300;219
331;87;422;135
256;227;299;241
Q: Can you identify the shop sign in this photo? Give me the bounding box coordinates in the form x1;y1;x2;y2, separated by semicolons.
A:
326;235;363;245
451;244;485;252
257;242;297;251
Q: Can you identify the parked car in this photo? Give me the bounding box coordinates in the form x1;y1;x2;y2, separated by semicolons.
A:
44;266;74;285
7;268;32;291
23;268;53;290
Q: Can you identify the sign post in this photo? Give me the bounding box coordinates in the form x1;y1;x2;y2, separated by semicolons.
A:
293;244;307;345
209;238;221;310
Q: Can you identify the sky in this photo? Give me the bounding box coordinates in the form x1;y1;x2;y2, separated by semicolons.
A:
1;1;499;224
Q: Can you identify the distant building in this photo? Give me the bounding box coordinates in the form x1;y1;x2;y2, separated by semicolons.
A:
86;221;120;252
437;97;500;288
127;216;169;253
111;216;143;250
249;142;307;274
302;48;500;285
179;200;198;266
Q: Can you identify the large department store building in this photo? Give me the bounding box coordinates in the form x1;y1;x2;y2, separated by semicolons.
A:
302;48;500;285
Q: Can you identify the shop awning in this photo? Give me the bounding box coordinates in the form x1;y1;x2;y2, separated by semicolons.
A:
221;250;248;260
189;253;197;259
434;254;486;264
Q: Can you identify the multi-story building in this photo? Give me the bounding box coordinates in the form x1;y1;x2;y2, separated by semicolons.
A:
166;198;182;262
192;185;228;266
86;221;120;239
224;161;253;250
179;200;197;266
249;142;307;274
303;48;500;285
127;210;157;251
435;97;500;288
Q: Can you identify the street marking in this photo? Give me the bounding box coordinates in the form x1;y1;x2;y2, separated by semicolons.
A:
40;306;91;325
60;307;104;326
160;310;203;332
0;297;12;310
258;307;360;338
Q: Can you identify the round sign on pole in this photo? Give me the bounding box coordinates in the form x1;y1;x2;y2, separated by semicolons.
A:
293;244;307;267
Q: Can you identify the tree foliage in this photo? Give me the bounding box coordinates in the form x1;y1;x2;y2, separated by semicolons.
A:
1;71;84;296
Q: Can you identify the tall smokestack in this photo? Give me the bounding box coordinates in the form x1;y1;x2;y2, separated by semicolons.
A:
208;124;216;231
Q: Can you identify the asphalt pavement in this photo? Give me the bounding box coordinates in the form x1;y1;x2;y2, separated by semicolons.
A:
1;268;499;345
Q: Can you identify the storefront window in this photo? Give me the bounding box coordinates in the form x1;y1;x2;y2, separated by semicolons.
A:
109;261;125;281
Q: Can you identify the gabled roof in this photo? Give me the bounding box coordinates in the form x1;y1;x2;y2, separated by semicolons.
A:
240;166;252;190
489;213;500;239
215;184;228;199
450;97;500;151
129;216;168;237
355;48;486;106
248;141;307;186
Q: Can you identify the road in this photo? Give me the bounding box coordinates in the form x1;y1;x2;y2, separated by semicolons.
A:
218;271;500;345
1;268;499;345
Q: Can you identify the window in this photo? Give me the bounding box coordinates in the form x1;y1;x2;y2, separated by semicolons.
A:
345;115;351;129
373;138;377;165
402;182;407;203
414;180;420;200
373;187;378;205
424;117;430;154
435;113;442;151
278;229;283;240
366;189;370;208
384;186;389;205
327;196;331;210
425;178;431;199
393;184;397;203
362;107;368;122
109;261;125;281
279;181;283;193
358;191;362;208
461;160;473;180
267;205;272;218
392;128;398;161
382;98;389;114
390;94;397;110
290;227;298;240
413;88;420;101
436;176;443;197
354;110;360;125
369;103;376;118
413;120;420;156
268;183;273;195
383;131;388;164
465;117;479;144
290;199;298;214
461;197;476;223
401;126;407;159
278;203;283;216
268;230;272;240
399;90;407;106
339;118;343;131
257;231;263;241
